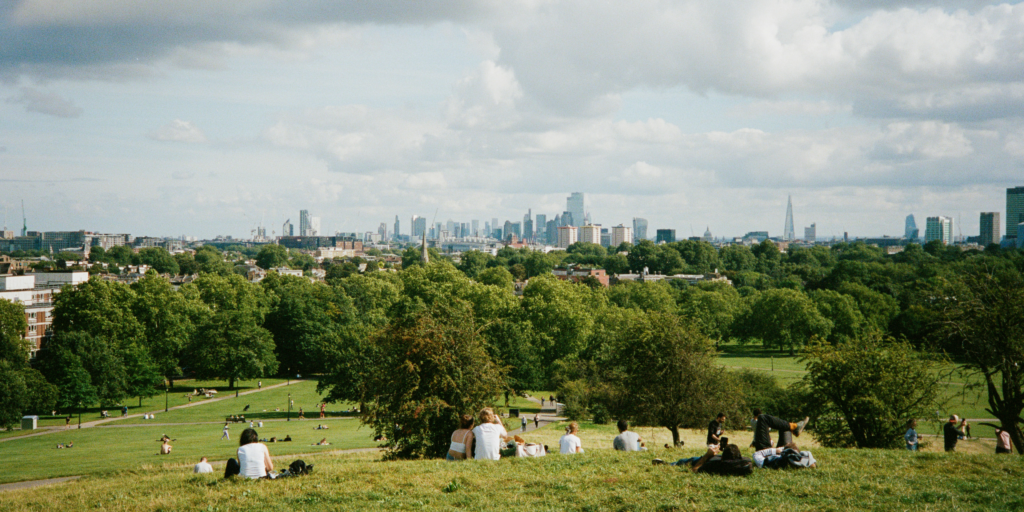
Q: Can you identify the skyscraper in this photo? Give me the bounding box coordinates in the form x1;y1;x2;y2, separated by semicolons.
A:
656;229;676;243
783;195;795;241
557;225;578;248
491;218;499;236
979;212;1000;247
471;219;479;237
567;193;585;227
925;216;954;245
535;214;546;241
546;219;558;244
412;215;427;238
299;210;311;236
1007;186;1024;240
632;218;648;243
282;219;293;237
394;216;400;239
378;222;388;239
804;223;816;243
523;209;533;241
905;214;919;241
611;225;633;248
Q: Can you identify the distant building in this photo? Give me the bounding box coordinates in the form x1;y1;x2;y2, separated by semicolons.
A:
300;210;312;237
557;226;578;248
925;216;954;245
611;225;633;248
552;267;609;287
535;214;546;241
579;224;601;245
783;195;795;240
1007;186;1024;240
979;212;1000;247
412;215;427;238
600;228;611;247
743;231;769;243
702;227;713;243
804;223;816;243
393;216;400;240
282;219;294;237
0;272;87;357
567;193;585;228
632;218;648;243
655;229;676;244
905;214;919;241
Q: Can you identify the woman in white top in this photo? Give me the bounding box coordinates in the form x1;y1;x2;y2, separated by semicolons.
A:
237;428;273;479
446;414;476;461
471;408;509;460
560;422;583;454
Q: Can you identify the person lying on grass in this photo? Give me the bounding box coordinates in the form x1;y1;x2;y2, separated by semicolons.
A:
313;438;330;446
653;444;753;476
751;408;809;451
752;442;817;469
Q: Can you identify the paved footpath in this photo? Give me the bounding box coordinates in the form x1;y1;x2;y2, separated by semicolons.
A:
0;380;305;443
514;395;565;435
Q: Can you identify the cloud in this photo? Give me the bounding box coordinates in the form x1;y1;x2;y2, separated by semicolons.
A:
149;119;207;143
7;87;82;117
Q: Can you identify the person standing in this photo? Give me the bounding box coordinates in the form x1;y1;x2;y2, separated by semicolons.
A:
613;419;643;451
122;405;128;418
707;413;726;448
560;422;583;454
298;408;305;420
521;416;528;432
221;423;230;441
534;414;539;429
943;415;966;452
541;398;545;408
65;415;71;430
320;402;326;419
905;419;919;451
258;381;262;390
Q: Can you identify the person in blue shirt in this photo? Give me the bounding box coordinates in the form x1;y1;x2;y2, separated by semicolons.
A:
905;419;918;451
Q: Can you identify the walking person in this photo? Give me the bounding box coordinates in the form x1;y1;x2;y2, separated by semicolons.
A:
221;423;230;441
534;414;539;429
522;416;528;432
905;419;918;451
319;402;326;419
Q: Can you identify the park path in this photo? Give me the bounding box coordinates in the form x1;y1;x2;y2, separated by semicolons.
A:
512;395;565;436
0;380;306;443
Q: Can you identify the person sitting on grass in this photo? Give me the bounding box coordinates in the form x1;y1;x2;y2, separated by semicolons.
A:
653;444;753;476
447;414;475;462
560;422;584;454
470;407;510;461
752;442;817;469
226;428;273;479
283;435;292;442
707;413;726;449
751;409;809;451
160;439;173;455
66;442;73;448
613;419;644;452
314;438;330;446
995;427;1013;454
194;457;213;473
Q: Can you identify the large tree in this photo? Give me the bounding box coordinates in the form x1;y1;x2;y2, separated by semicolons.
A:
131;271;198;383
936;262;1024;454
802;335;945;449
735;288;832;354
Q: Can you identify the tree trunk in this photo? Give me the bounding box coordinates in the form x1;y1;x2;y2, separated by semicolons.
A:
230;376;235;389
668;425;681;447
138;396;142;407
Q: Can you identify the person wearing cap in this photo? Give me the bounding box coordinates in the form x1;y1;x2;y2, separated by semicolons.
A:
943;415;966;452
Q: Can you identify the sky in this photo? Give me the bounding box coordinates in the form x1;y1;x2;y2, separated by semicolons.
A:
1;0;1023;240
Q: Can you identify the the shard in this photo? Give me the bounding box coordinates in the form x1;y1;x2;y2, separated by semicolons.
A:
783;195;795;240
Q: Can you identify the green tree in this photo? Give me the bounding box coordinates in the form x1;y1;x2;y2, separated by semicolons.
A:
607;280;677;313
194;245;234;275
476;266;514;290
402;246;441;269
255;244;290;270
935;263;1024;454
329;303;507;459
603;253;630;275
809;289;865;342
837;282;899;334
802;336;945;448
521;274;606;374
187;274;278;388
598;312;740;447
106;245;135;265
137;247;179;275
735;288;832;354
719;244;756;272
0;299;29;365
626;239;658;273
670;240;721;274
0;360;29;429
456;250;493;279
524;251;556;278
131;271;197;383
174;252;199;275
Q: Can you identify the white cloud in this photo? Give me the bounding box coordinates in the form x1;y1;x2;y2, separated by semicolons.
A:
874;121;973;160
149;119;207;144
7;87;82;117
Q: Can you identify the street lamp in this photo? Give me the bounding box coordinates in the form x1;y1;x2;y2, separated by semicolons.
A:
287;393;292;422
164;379;169;412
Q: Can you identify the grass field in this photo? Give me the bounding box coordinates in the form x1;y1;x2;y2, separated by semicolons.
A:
2;436;1022;511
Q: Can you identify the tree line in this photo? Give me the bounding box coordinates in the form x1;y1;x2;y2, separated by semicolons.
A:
0;241;1020;458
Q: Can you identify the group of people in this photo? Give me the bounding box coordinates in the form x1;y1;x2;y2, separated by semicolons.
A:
55;442;74;449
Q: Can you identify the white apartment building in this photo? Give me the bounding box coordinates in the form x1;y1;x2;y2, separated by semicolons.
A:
557;226;578;249
611;225;633;248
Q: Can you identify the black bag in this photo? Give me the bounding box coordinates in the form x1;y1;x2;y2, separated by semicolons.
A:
697;457;753;476
288;459;313;476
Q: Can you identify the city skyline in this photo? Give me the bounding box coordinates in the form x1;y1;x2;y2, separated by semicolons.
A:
2;2;1023;239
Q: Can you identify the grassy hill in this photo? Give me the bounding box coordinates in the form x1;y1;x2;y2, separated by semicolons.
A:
2;442;1022;511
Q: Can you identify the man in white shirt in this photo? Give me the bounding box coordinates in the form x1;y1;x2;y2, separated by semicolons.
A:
560;422;583;454
193;457;213;474
613;419;644;451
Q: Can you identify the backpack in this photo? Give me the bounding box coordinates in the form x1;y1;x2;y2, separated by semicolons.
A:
288;459;313;476
697;457;753;476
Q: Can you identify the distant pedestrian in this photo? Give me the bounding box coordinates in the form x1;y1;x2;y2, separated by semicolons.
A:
65;416;71;430
534;414;539;429
258;381;262;390
298;408;305;420
320;403;326;419
943;415;966;452
522;416;528;432
122;405;128;417
541;398;545;408
905;419;918;451
221;423;230;441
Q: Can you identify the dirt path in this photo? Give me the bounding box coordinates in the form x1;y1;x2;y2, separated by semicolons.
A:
0;476;81;493
0;381;306;443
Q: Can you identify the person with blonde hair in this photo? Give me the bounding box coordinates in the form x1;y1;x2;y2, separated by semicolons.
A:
471;407;509;460
560;422;583;454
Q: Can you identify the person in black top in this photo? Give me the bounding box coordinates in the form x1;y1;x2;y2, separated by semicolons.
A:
943;415;966;452
751;408;809;451
707;413;726;447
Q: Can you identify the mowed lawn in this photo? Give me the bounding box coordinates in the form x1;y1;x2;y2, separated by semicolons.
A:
0;417;378;485
101;380;355;426
2;445;1022;511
